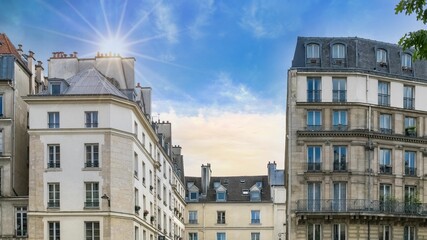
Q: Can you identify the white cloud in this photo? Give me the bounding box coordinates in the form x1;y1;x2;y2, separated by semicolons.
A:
188;0;216;39
154;3;178;43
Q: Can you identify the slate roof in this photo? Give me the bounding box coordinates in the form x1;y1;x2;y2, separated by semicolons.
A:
0;33;30;73
292;36;427;81
185;175;271;202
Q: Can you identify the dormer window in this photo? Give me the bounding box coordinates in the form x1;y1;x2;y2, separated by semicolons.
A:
189;191;199;201
187;183;199;202
402;53;412;70
376;49;387;67
332;44;345;59
250;190;261;201
50;83;61;95
307;44;320;59
216;191;226;201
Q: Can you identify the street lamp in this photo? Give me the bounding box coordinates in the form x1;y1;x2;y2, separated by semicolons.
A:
101;194;110;207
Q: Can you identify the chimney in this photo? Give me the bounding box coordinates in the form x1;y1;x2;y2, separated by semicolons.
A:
267;161;277;185
201;164;212;196
17;44;23;56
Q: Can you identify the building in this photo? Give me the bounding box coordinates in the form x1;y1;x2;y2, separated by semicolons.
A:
0;33;46;239
25;52;186;240
286;37;427;240
185;162;285;240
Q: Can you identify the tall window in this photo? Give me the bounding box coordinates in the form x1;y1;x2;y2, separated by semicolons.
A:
134;153;138;178
48;221;60;240
307;78;321;102
377;49;387;64
333;182;347;211
379;149;392;174
405;151;416;176
307;110;322;131
307;44;320;59
380;184;392;211
48;145;60;168
0;130;3;155
307;146;322;171
217;211;225;224
404;226;416;240
48;183;60;208
251;210;260;224
189;211;198;224
0;95;4;117
142;161;146;184
307;182;321;211
405;185;417;203
189;233;198;240
16;206;27;237
333;223;346;240
85;144;99;168
404;116;416;137
85;182;99;208
85;111;98;128
48;112;60;128
85;222;100;240
135;226;139;240
332;44;345;58
216;233;226;240
333;110;348;130
251;233;260;240
402;53;412;69
378;81;390;106
308;224;321;240
333;146;347;171
403;85;415;109
379;114;392;134
332;79;346;102
379;225;391;240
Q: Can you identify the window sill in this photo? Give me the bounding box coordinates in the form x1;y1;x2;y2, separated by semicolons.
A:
250;222;261;225
45;168;62;172
84;207;100;210
82;167;101;171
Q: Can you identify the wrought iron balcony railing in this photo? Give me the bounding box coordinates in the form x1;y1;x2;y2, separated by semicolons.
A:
332;90;347;102
405;167;417;176
47;201;60;208
333;161;347;171
47;162;60;168
306;162;322;172
378;94;390;106
403;97;414;110
379;164;392;174
85;161;99;168
296;199;427;216
85;201;99;208
332;124;348;131
307;90;322;102
307;125;322;131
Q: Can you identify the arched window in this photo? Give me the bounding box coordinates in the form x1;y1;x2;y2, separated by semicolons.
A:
402;53;412;68
376;49;387;63
332;44;345;58
306;43;320;59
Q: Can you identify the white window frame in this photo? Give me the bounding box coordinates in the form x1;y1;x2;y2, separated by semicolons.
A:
85;221;100;240
48;112;60;128
307;44;320;59
332;44;345;58
377;49;387;63
15;206;27;237
48;183;60;208
85;182;99;208
85;144;99;168
402;53;412;68
48;221;60;239
85;111;98;128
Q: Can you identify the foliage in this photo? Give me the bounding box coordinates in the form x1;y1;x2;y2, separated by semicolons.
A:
395;0;427;60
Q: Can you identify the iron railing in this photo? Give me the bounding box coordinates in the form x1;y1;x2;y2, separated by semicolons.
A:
332;124;348;131
85;161;99;168
379;164;392;174
378;94;390;106
307;125;322;131
296;199;427;216
333;161;347;171
333;90;347;102
405;167;417;176
85;201;99;208
47;162;60;168
403;97;414;110
307;90;322;102
306;162;322;172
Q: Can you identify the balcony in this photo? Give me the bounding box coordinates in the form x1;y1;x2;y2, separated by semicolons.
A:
333;161;347;172
378;94;390;106
379;128;392;134
307;90;321;102
85;161;99;168
405;167;417;176
307;125;322;131
306;162;322;172
48;123;59;128
251;219;260;224
189;219;197;224
332;90;346;102
47;201;60;208
405;127;416;137
85;122;98;128
47;162;60;168
403;97;415;110
85;201;99;208
296;199;427;216
379;164;392;174
332;124;348;131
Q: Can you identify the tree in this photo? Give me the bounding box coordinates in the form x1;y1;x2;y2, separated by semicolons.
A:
395;0;427;60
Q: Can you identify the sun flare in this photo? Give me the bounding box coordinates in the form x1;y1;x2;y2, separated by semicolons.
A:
98;37;128;56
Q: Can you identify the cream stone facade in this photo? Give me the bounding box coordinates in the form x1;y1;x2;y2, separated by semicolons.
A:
25;53;186;240
286;37;427;240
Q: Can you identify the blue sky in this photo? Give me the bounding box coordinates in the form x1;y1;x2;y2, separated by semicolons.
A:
0;0;423;176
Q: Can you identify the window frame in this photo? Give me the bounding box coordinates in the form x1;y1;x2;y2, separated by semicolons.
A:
306;43;320;59
85;182;99;208
307;110;322;131
47;183;60;208
216;232;226;240
332;110;348;130
307;146;322;171
15;206;27;237
251;232;260;240
332;44;346;59
333;223;346;240
376;49;387;64
250;210;260;224
378;81;390;106
189;233;198;240
216;191;226;202
48;112;60;128
85;221;100;240
307;223;321;240
189;210;198;224
0;94;4;117
402;53;412;69
379;148;392;174
85;111;98;128
307;78;322;102
404;151;416;176
217;211;226;224
379;114;392;134
48;221;60;240
85;144;99;168
403;85;415;109
333;146;347;171
48;145;60;168
332;78;347;102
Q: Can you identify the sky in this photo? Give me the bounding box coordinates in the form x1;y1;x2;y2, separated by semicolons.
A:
0;0;424;177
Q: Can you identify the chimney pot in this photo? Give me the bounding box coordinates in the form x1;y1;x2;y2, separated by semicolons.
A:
18;44;23;50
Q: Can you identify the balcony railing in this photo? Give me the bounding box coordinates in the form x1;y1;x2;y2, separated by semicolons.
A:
307;125;322;131
332;124;348;131
189;219;197;224
251;219;260;224
306;162;322;172
296;199;427;216
47;201;60;208
378;94;390;106
48;123;59;128
307;90;322;102
332;90;347;102
405;167;417;176
85;122;98;128
85;161;99;168
379;164;392;174
405;127;417;137
333;161;347;171
47;162;60;168
379;128;392;134
85;201;99;208
403;97;414;110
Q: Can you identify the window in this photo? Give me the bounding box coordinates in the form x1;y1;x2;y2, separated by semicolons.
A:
405;185;417;203
379;114;392;134
85;111;98;128
142;162;146;184
378;81;390;106
251;210;260;224
142;132;146;147
189;211;198;224
250;190;261;201
85;144;99;168
50;83;61;95
332;44;345;58
307;146;322;171
333;223;346;240
134;153;138;178
216;232;226;240
379;225;391;240
403;85;414;109
85;182;99;208
307;110;322;131
48;145;60;168
307;44;320;59
189;191;198;201
307;182;321;211
134;121;138;135
189;233;198;240
380;184;392;211
48;221;60;240
217;211;225;224
0;130;3;155
377;49;387;64
48;112;60;128
308;224;321;240
85;222;100;240
405;151;416;176
216;191;226;201
402;53;412;69
135;188;139;212
404;117;416;137
307;78;321;102
0;95;3;117
332;79;346;102
404;226;416;240
134;226;139;240
333;182;347;211
16;207;27;237
379;149;392;174
48;183;60;208
333;146;347;171
251;233;260;240
333;110;348;130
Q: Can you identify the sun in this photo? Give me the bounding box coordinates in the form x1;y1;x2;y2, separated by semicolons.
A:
98;37;128;56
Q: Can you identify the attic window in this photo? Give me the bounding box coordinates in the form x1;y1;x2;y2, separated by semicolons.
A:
242;189;249;195
250;190;261;202
50;82;61;95
240;179;246;183
216;191;226;202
